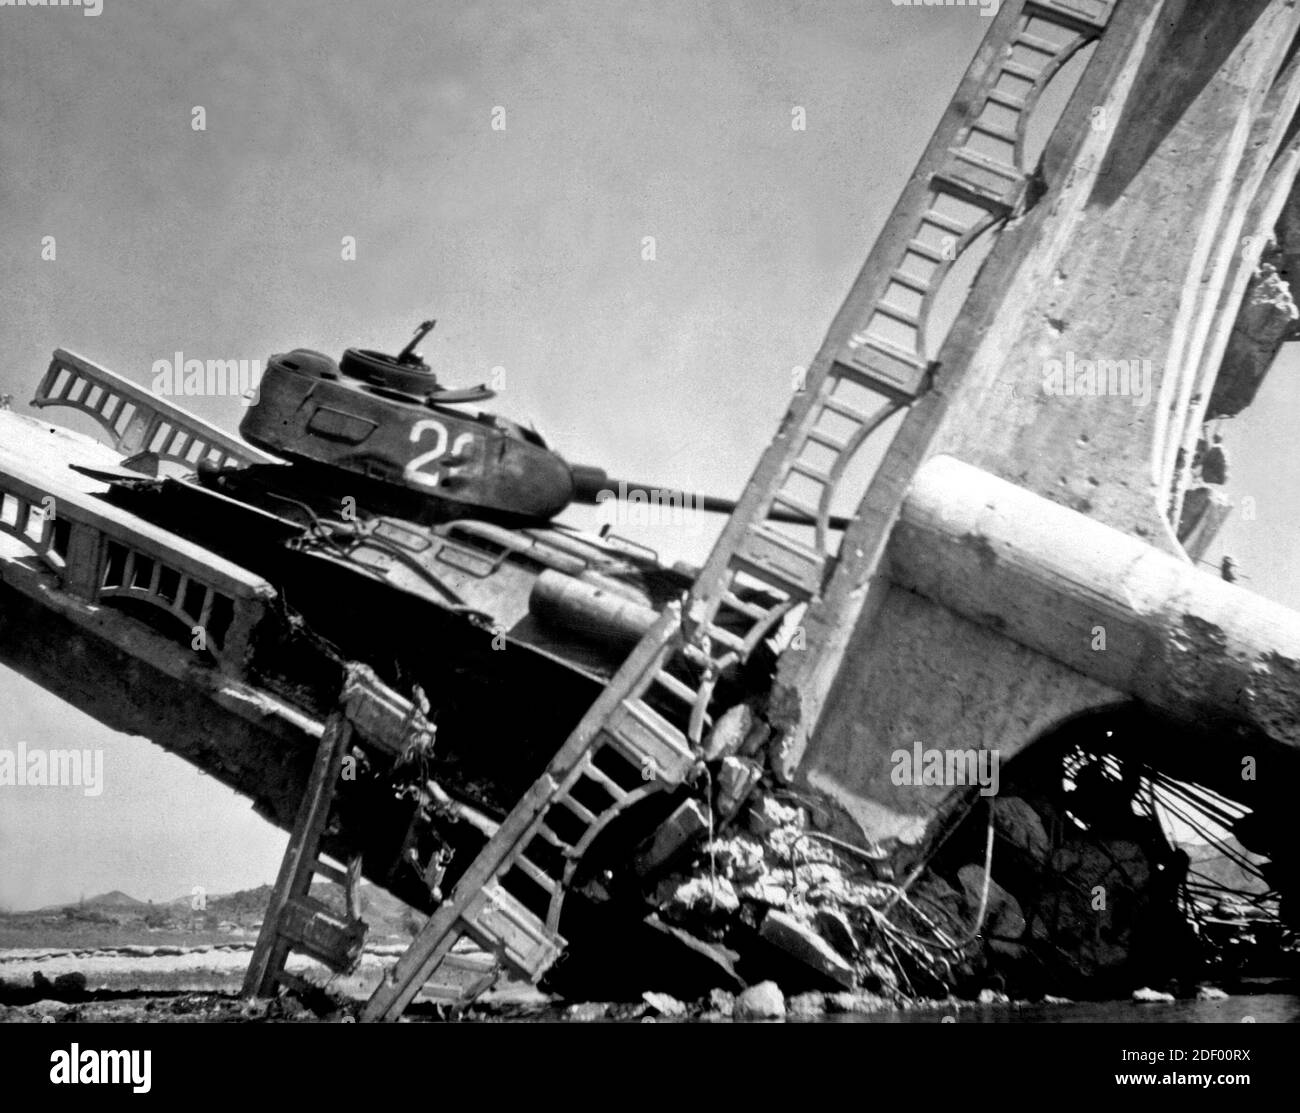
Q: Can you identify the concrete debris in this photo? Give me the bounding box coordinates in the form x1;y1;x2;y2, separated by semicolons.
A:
787;991;826;1017
715;756;764;821
642;914;745;991
642;991;687;1017
652;785;909;1000
826;990;891;1015
707;834;768;882
745;794;802;838
1195;985;1229;1001
1131;986;1176;1003
565;1001;610;1021
759;909;856;989
706;988;735;1017
650;783;1005;1010
735;879;790;909
666;875;739;917
701;703;755;763
633;799;711;876
734;981;785;1020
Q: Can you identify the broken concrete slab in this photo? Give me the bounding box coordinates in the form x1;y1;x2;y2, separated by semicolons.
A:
642;915;744;993
716;756;764;821
642;991;687;1017
759;909;855;989
633;799;710;876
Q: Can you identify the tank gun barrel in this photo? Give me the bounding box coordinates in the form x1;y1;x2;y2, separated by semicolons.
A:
569;465;850;531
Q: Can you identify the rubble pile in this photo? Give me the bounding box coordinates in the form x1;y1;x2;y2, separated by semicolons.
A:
626;703;998;1004
618;709;1295;1006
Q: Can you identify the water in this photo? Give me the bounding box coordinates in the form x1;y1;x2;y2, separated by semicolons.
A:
833;993;1300;1023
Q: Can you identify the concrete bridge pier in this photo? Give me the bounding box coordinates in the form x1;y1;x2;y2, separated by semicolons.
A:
799;454;1300;848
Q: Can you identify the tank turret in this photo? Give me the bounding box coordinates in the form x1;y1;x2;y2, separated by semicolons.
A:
240;322;576;522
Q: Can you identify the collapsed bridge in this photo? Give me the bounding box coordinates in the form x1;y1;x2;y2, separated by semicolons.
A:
4;0;1300;1012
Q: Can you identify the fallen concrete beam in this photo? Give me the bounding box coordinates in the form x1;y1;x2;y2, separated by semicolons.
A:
890;455;1300;750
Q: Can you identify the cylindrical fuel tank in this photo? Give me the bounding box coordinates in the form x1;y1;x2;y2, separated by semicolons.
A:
528;569;659;649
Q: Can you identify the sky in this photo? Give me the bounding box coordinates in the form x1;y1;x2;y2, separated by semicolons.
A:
0;0;1295;910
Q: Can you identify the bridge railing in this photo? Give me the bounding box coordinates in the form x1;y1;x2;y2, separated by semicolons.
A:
0;465;273;673
31;349;276;470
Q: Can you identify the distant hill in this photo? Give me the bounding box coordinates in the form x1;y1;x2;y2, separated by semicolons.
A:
21;881;417;939
168;881;415;936
163;884;276;920
87;891;147;908
36;890;146;912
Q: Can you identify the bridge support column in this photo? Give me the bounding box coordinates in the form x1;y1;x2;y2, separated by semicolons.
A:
893;455;1300;747
793;455;1300;846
